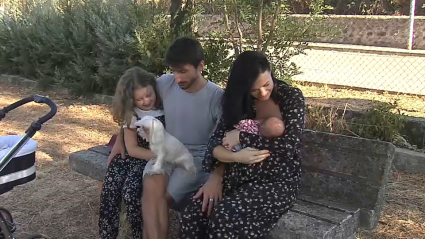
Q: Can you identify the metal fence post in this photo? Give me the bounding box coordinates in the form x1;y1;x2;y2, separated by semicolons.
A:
408;0;416;50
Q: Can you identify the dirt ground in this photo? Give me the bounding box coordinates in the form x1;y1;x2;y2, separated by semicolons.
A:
0;81;424;239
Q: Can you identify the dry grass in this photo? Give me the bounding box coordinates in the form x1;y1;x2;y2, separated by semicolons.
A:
0;81;424;239
358;171;425;239
294;82;425;118
0;82;116;238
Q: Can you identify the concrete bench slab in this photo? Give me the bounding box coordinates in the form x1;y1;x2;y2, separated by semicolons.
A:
69;145;110;182
69;130;395;238
268;195;360;239
299;130;395;230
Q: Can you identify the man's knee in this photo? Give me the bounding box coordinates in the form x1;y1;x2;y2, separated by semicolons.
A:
165;192;174;207
143;174;168;199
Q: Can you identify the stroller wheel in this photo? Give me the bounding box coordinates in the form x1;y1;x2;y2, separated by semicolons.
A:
26;234;49;239
0;208;13;223
0;207;16;234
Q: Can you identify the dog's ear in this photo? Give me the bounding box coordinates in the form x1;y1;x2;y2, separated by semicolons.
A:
150;119;164;144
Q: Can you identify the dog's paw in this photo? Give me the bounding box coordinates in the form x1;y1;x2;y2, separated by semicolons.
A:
146;168;165;175
183;165;197;176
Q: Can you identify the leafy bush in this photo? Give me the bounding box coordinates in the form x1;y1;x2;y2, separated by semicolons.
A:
195;0;339;86
348;102;407;142
200;36;234;86
0;0;338;95
0;0;171;95
306;102;408;144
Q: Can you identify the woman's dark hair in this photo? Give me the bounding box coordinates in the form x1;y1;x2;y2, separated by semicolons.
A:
221;51;279;128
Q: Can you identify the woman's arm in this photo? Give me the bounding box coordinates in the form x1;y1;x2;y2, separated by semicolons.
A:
239;87;305;158
212;145;237;163
124;128;155;160
203;117;232;172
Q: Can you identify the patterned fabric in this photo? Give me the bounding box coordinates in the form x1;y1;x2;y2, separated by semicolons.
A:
234;119;261;135
99;115;165;239
179;80;305;238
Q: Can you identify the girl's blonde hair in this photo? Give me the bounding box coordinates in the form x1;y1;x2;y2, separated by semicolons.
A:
112;67;162;127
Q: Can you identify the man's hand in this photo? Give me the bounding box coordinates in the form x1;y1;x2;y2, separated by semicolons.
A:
193;172;223;216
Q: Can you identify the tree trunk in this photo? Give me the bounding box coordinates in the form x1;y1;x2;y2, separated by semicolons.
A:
257;0;264;51
170;0;183;30
262;0;282;54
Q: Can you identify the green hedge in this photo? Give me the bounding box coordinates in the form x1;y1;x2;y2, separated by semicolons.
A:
0;0;175;95
0;0;332;95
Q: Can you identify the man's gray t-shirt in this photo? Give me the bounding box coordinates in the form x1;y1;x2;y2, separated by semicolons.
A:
156;74;223;149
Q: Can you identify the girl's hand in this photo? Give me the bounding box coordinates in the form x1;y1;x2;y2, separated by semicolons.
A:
108;134;125;166
222;129;241;150
233;147;270;164
193;173;223;216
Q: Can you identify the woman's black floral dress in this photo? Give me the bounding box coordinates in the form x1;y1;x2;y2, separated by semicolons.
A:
179;81;305;239
99;114;165;239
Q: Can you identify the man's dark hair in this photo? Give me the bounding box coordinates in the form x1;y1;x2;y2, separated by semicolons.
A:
165;36;205;69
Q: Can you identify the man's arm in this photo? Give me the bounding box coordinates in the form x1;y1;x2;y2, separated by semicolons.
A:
156;74;174;101
212;88;224;124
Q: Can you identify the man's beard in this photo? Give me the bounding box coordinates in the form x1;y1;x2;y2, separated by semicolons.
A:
179;76;197;90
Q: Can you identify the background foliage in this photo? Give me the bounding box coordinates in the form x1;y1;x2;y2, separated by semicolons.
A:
0;0;335;95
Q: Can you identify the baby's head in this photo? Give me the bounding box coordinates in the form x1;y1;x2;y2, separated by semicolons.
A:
112;67;162;126
259;117;285;138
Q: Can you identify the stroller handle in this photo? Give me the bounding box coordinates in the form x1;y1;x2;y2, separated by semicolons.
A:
33;95;57;125
0;95;57;124
0;95;57;173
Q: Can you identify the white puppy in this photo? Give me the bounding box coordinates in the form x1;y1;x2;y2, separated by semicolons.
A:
134;115;196;175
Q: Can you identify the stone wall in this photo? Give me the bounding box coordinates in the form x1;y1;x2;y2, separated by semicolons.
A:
311;15;425;50
197;14;425;50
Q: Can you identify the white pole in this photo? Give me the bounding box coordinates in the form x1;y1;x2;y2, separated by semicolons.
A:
408;0;416;50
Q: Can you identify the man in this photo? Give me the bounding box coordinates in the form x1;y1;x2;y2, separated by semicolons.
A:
108;36;225;239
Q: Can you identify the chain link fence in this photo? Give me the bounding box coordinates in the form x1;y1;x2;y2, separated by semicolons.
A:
289;16;425;96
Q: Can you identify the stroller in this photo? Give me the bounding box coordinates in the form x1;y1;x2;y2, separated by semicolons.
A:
0;95;57;239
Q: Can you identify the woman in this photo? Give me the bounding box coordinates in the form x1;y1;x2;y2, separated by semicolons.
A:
179;51;305;238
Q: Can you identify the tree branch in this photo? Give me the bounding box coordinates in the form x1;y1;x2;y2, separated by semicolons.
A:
257;0;264;51
224;3;239;56
233;0;243;53
262;0;282;54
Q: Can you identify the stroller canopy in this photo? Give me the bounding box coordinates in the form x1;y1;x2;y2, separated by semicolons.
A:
0;135;38;161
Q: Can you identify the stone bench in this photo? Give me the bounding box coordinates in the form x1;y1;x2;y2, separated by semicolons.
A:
69;130;395;238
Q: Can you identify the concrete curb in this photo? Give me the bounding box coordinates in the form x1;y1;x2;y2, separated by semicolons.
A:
93;94;113;105
393;148;425;174
0;74;37;88
307;43;425;57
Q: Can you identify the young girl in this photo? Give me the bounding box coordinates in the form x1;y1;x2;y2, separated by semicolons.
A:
98;67;165;239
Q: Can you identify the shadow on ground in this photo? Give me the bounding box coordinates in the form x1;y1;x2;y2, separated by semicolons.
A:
1;81;424;239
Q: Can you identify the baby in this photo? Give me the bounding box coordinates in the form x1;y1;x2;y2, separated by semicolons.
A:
233;117;285;151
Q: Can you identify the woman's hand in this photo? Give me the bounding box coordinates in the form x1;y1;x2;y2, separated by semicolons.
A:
222;129;241;150
233;147;270;164
193;173;223;216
